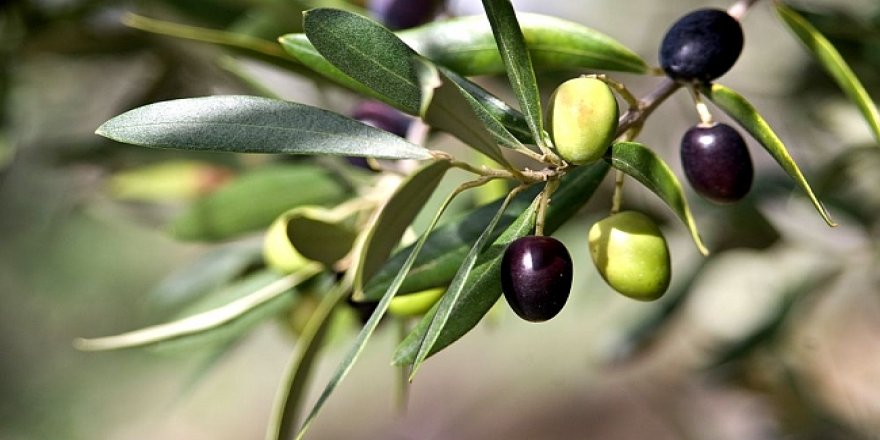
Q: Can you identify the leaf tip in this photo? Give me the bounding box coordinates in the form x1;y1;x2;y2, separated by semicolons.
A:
72;337;98;352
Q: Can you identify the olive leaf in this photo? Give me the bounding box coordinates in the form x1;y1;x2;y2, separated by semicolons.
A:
277;32;534;144
96;96;431;159
481;0;549;148
399;13;648;75
291;182;481;440
362;187;540;300
412;57;518;166
73;265;322;352
170;164;347;241
408;184;524;379
277;33;387;100
393;160;610;365
353;160;452;299
283;206;359;267
267;278;350;440
303;8;422;115
607;142;709;255
776;2;880;143
146;240;263;310
702;83;836;227
443;69;535;144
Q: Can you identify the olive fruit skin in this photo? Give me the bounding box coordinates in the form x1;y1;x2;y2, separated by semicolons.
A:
659;8;743;82
368;0;442;30
680;123;753;204
347;101;412;170
501;236;573;322
351;100;411;138
547;77;619;165
588;211;671;301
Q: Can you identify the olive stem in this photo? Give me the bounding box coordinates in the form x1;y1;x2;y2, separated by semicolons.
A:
610;169;626;215
590;74;639;110
535;179;560;236
688;86;715;125
616;77;681;139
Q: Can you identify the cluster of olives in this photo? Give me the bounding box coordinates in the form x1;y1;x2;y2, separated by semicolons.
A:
501;76;671;322
501;8;756;322
662;8;754;204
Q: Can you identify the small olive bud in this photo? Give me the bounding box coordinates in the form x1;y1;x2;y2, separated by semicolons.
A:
547;77;619;165
588;211;671;301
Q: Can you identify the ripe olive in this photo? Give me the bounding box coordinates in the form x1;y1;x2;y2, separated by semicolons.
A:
547;77;619;165
501;236;573;322
659;8;743;82
351;100;411;138
588;211;671;301
680;122;753;204
348;101;412;170
388;287;445;317
368;0;442;30
263;214;309;273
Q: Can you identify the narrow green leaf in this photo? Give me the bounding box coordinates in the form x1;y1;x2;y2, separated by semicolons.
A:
73;265;322;352
392;161;610;365
147;240;263;310
284;206;359;267
278;33;391;102
266;278;350;440
607;142;709;255
703;83;836;226
399;13;649;75
409;185;522;378
96;96;431;160
362;187;540;300
277;33;534;143
353;160;452;298
304;8;421;115
413;58;516;165
444;69;535;144
481;0;548;147
149;271;297;353
776;3;880;143
171;164;347;241
294;182;477;439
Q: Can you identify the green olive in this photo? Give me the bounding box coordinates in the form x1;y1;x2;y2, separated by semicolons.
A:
547;77;619;165
588;211;670;301
263;214;309;273
388;287;445;317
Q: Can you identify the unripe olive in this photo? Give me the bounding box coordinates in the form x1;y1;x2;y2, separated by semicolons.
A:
588;211;671;301
388;287;445;317
547;77;619;165
263;214;309;273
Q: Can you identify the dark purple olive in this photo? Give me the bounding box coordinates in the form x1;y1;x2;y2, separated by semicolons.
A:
680;122;753;204
368;0;443;30
351;101;411;138
348;101;412;170
501;236;573;322
659;8;743;83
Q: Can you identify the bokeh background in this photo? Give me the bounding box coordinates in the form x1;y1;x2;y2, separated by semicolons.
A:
2;0;880;439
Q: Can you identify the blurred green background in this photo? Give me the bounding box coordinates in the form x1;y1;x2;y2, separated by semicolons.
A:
2;0;880;439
